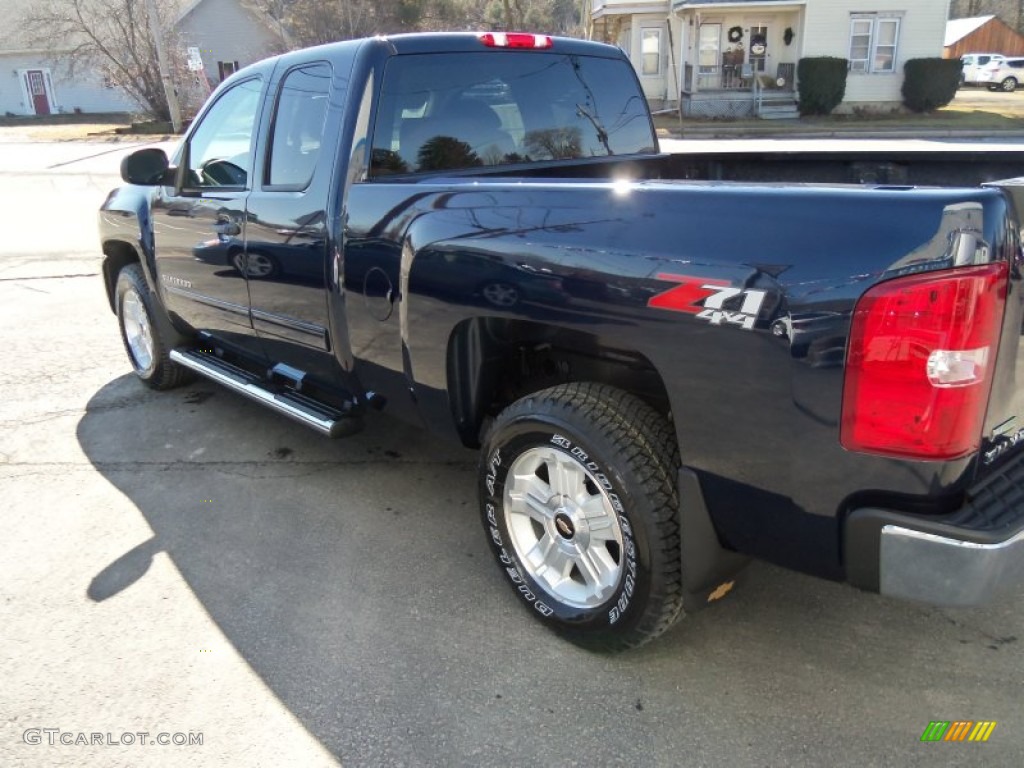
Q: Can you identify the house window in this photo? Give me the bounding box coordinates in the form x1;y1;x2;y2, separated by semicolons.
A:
698;24;721;75
218;60;241;81
849;14;900;73
641;28;662;76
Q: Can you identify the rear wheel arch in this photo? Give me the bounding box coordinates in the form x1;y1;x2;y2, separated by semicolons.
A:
446;317;673;448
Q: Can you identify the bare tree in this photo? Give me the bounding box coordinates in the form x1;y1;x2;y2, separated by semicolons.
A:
266;0;583;47
499;0;525;28
17;0;189;121
485;0;581;35
233;1;583;52
278;0;430;46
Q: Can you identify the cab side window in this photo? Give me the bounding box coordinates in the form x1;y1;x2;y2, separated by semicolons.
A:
266;63;332;190
186;78;262;189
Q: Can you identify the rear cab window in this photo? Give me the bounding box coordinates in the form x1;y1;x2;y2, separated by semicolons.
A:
369;51;656;176
264;63;333;190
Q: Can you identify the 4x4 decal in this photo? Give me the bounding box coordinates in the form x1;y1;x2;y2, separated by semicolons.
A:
648;273;767;331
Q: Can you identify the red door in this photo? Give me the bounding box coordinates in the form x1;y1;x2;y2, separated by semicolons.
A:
26;71;50;115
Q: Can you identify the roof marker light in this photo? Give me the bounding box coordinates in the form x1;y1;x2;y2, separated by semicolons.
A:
478;32;553;49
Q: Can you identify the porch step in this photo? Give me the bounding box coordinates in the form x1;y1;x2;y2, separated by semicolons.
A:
758;101;800;120
169;348;362;438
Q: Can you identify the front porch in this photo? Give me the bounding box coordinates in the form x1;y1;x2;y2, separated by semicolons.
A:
681;85;799;119
675;0;804;118
681;60;798;118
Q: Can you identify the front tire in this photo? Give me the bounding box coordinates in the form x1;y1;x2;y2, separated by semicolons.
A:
1002;77;1018;92
115;263;192;390
479;383;683;650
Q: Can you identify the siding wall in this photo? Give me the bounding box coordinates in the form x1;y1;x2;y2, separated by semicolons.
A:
177;0;284;86
802;0;951;105
629;13;679;102
678;9;804;76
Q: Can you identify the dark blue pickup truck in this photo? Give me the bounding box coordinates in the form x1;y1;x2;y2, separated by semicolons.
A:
100;32;1024;650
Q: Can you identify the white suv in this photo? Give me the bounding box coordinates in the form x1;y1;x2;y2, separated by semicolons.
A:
976;56;1024;92
961;53;1006;86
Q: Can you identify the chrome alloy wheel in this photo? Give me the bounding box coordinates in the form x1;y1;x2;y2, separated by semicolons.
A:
122;288;155;372
503;446;624;608
482;282;519;307
233;251;276;278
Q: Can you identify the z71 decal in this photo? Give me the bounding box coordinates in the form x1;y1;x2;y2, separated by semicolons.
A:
648;273;767;331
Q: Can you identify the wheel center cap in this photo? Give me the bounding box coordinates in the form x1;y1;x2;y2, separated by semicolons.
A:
554;512;576;540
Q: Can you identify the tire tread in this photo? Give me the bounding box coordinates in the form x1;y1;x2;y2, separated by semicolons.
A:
485;382;684;651
116;263;192;390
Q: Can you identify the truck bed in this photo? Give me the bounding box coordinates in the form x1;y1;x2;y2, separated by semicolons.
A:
473;147;1024;188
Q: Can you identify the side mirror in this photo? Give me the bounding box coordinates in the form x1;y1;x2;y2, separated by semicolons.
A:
121;148;172;186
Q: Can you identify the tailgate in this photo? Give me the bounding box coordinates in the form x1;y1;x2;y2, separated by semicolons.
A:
978;180;1024;476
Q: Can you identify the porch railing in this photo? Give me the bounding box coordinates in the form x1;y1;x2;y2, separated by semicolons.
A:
683;62;798;94
696;65;748;91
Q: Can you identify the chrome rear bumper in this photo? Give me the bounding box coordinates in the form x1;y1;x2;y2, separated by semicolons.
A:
879;524;1024;606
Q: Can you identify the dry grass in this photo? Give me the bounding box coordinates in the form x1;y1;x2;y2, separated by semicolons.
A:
657;88;1024;135
0;123;142;141
0;113;174;142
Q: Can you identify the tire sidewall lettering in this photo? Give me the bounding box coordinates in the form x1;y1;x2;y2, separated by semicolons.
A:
483;426;644;629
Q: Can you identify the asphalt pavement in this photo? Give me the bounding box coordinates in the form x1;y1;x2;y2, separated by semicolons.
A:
0;138;1022;767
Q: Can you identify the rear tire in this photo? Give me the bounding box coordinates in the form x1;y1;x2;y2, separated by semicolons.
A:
232;249;279;279
480;281;520;307
479;383;684;651
115;263;192;390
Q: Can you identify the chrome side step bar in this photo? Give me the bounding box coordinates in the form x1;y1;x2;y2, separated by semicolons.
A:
170;348;361;438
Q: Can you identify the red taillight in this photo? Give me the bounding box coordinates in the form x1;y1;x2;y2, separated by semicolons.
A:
478;32;553;49
841;263;1008;460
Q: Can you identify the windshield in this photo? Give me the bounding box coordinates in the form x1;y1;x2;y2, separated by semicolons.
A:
369;51;656;176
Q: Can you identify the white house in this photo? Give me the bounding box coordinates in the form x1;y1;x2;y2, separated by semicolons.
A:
591;0;952;117
176;0;287;88
1;0;135;116
2;0;285;117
